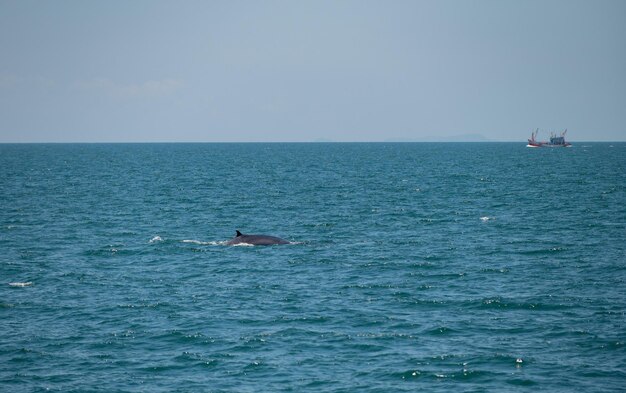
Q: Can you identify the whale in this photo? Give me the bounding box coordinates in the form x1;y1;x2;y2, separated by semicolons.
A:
226;230;291;246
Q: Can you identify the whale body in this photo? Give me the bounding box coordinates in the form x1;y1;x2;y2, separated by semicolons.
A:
226;230;290;246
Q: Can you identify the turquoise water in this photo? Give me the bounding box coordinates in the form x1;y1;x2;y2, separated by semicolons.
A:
1;143;625;392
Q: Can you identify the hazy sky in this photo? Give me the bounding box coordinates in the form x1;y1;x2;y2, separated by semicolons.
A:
1;0;624;142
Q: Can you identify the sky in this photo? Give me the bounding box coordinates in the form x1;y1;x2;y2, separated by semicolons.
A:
0;0;625;142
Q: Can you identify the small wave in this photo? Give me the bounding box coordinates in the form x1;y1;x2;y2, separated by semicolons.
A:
477;297;569;311
8;282;32;287
518;247;568;255
117;301;170;309
149;236;163;243
181;239;226;246
480;216;494;222
480;267;510;274
424;326;456;335
175;352;219;368
397;368;491;381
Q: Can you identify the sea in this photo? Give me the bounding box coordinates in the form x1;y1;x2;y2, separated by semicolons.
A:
1;142;625;392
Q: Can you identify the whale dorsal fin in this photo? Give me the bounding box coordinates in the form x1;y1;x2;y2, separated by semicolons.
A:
236;230;242;237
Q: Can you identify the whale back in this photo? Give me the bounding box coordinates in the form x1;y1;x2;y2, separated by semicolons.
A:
227;230;290;246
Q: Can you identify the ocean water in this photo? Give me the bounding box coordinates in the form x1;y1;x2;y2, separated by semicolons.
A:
1;142;625;392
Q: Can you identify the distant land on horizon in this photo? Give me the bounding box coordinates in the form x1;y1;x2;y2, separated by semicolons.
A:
384;133;491;142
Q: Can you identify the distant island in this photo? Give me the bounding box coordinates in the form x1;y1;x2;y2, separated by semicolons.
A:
385;134;491;142
312;134;492;142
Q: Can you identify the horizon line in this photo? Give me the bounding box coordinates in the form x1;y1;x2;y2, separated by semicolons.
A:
1;140;623;144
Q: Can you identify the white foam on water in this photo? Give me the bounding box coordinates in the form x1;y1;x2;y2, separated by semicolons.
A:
480;216;494;222
229;241;297;246
149;236;163;243
8;282;32;287
231;242;255;247
182;239;226;245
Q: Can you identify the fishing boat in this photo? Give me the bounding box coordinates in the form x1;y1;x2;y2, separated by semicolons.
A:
527;129;571;148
